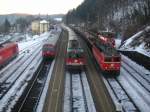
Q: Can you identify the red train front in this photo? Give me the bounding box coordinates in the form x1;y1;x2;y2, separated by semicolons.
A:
0;42;19;67
92;41;121;74
66;37;86;70
66;48;86;69
42;44;55;59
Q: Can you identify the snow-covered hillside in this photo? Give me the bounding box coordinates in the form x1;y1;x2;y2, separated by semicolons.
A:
120;26;150;57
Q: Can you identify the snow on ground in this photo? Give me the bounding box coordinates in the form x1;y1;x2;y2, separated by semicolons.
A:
134;42;150;57
118;68;150;112
0;27;62;112
72;74;86;112
18;32;50;51
81;72;96;112
0;54;42;112
115;39;121;48
121;55;150;75
36;61;55;112
120;26;150;57
63;72;71;112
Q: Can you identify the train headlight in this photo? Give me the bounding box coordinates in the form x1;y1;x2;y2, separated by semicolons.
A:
80;62;83;65
75;60;78;62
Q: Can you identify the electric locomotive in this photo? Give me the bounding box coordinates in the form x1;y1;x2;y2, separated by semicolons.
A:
42;44;55;59
0;42;19;67
92;40;121;74
42;38;56;59
66;29;86;70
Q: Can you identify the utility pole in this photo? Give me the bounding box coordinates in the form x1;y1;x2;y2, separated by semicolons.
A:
86;13;89;30
39;13;40;36
97;13;100;31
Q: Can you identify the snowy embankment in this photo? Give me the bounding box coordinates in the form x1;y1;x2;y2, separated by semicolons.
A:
121;55;150;75
115;39;121;48
120;26;150;57
18;32;50;51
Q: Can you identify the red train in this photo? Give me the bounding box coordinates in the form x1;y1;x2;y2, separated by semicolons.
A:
0;42;19;67
73;27;121;74
42;35;59;59
66;30;86;70
93;41;121;74
97;31;115;47
42;44;56;59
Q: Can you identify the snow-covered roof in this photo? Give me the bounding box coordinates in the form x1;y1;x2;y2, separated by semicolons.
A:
40;20;48;24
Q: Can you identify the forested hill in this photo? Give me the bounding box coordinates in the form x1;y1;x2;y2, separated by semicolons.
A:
65;0;150;39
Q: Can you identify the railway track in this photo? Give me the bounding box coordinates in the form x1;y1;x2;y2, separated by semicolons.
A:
0;30;51;71
122;60;150;92
12;61;52;112
63;71;96;112
118;67;150;112
77;31;116;112
43;29;68;112
0;30;62;112
0;50;42;111
74;28;150;112
0;44;41;79
97;55;150;112
104;77;139;112
0;48;42;98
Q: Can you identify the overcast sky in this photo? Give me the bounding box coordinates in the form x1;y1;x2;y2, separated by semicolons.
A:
0;0;83;15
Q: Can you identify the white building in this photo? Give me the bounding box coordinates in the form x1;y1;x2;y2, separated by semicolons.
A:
31;20;49;34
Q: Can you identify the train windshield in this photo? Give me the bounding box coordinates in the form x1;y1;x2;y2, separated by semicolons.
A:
68;40;79;49
68;51;84;58
43;47;55;51
104;57;121;62
42;45;55;51
99;32;115;38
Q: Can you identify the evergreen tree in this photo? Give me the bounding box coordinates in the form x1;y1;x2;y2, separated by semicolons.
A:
3;18;11;34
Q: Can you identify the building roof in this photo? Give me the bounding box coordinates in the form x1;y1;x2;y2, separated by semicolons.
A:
40;20;48;24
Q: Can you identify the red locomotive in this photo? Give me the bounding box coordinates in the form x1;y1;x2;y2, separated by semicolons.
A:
72;27;121;74
42;35;59;59
0;42;19;67
92;41;121;74
42;44;56;59
97;31;115;47
66;31;86;70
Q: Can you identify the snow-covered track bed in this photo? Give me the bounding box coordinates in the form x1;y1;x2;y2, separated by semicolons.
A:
12;61;52;112
121;55;150;92
19;41;42;54
63;71;96;112
122;61;150;92
0;44;41;80
117;68;150;112
0;50;42;111
0;46;41;100
0;40;42;71
104;77;139;112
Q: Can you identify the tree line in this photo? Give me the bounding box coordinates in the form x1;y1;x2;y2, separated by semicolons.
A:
0;17;32;34
65;0;150;39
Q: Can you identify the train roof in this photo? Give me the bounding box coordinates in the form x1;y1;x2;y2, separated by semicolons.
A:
98;31;115;38
43;38;57;46
67;27;78;41
67;39;83;52
95;42;120;57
